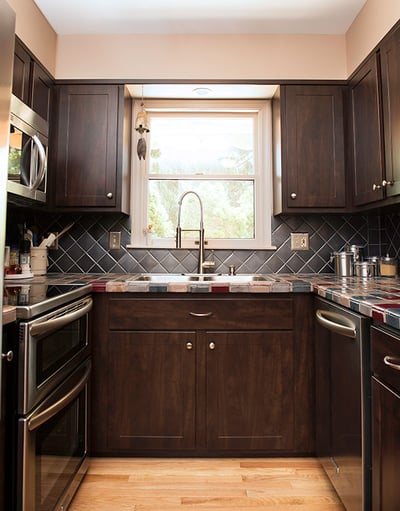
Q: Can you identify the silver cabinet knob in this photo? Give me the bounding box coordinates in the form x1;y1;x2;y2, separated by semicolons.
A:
106;192;113;199
209;342;216;350
1;351;13;362
290;193;297;200
382;180;394;187
186;342;193;350
372;183;382;191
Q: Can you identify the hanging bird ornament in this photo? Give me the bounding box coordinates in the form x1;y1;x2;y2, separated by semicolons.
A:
135;91;150;160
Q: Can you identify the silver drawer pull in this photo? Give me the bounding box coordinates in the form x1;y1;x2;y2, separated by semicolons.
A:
189;311;213;317
186;342;193;350
383;356;400;371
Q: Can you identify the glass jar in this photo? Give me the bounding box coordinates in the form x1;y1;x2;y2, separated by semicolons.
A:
379;256;398;277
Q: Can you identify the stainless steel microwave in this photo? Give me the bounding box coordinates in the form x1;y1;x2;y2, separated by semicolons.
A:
7;94;48;203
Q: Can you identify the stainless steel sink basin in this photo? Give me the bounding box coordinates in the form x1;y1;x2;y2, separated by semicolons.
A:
129;273;273;283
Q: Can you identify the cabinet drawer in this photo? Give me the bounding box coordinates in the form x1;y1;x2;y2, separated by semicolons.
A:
107;297;293;331
371;326;400;393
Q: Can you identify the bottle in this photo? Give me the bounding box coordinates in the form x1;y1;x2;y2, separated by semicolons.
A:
19;239;31;274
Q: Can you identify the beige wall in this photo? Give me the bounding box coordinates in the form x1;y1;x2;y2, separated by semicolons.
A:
346;0;400;75
6;0;400;81
7;0;56;75
56;33;347;80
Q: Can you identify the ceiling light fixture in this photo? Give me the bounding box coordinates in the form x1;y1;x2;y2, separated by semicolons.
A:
193;87;212;96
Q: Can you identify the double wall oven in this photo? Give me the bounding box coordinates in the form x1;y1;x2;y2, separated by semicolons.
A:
4;282;92;511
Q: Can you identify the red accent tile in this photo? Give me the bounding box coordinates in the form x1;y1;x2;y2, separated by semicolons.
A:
211;285;229;293
372;309;385;322
91;282;106;292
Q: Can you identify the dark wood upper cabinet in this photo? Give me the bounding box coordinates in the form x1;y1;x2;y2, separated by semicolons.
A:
380;24;400;200
51;84;130;212
349;53;385;206
273;85;347;214
12;38;31;105
12;37;53;122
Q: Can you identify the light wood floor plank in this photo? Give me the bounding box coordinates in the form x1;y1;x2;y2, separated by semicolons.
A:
68;457;345;511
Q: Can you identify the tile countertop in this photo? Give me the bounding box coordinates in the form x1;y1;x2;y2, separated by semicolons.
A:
4;273;400;331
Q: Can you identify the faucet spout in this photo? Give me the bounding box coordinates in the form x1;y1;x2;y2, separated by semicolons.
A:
176;191;205;274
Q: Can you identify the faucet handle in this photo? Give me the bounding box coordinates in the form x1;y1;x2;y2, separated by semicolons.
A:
228;265;236;276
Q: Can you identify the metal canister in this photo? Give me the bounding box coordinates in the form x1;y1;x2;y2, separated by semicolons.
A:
354;261;376;278
347;244;364;262
331;251;354;277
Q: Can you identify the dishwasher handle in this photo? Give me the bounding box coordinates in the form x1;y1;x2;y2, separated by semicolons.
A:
316;309;357;339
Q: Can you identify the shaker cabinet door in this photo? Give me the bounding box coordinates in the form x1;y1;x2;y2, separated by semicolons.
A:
350;53;385;206
380;25;400;199
53;84;120;208
206;331;295;451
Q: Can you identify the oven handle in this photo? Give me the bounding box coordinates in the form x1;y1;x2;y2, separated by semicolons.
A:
315;309;357;339
27;362;90;431
30;296;93;337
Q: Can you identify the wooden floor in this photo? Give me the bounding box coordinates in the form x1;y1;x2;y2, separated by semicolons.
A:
69;457;345;511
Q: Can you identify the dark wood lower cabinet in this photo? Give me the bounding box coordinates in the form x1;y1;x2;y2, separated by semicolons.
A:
372;378;400;511
106;331;196;451
91;293;314;456
371;325;400;511
206;331;294;451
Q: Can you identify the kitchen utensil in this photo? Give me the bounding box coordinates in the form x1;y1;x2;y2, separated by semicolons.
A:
39;222;75;248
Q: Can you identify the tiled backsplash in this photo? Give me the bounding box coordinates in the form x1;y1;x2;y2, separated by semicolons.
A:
6;208;398;275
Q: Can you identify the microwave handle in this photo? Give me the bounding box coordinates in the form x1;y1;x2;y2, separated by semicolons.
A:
27;362;91;431
30;297;93;337
31;134;46;191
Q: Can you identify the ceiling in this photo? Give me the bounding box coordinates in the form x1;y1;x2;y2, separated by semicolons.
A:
34;0;367;36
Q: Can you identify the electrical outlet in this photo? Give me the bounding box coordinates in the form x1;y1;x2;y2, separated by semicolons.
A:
291;232;309;251
48;233;58;250
109;231;121;250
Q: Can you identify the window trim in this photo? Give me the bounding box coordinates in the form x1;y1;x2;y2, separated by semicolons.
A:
128;99;275;250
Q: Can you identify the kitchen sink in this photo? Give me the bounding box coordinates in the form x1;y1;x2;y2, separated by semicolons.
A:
128;273;274;283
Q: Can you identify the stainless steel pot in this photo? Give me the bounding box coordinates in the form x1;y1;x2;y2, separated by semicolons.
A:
331;251;354;277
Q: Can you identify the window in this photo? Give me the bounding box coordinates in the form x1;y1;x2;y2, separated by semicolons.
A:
129;100;274;249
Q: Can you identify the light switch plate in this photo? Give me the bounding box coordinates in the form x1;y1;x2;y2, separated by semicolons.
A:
291;232;309;250
109;231;121;250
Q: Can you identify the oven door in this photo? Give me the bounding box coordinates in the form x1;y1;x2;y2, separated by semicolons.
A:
17;358;90;511
18;296;92;415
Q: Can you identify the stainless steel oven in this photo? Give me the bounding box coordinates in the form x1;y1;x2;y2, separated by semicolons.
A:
7;283;92;511
17;358;90;511
17;295;92;415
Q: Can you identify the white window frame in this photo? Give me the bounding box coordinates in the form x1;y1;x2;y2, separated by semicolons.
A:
128;99;274;250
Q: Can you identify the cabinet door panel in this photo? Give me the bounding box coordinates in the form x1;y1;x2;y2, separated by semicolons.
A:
372;377;400;511
106;331;196;452
350;54;385;206
12;39;30;104
30;62;52;122
206;331;294;451
381;26;400;199
54;85;118;207
284;86;346;209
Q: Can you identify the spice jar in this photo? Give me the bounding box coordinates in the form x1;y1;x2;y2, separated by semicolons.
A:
379;255;398;277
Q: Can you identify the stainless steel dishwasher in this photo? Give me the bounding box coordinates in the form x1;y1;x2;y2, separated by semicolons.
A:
315;297;371;511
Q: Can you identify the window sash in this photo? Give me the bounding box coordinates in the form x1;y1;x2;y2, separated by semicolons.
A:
129;100;274;250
